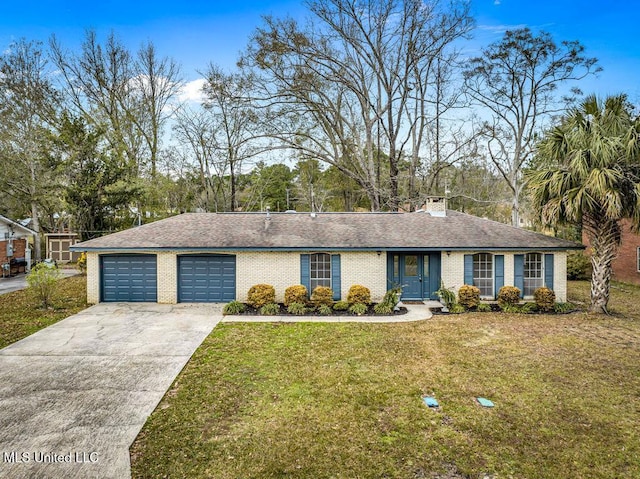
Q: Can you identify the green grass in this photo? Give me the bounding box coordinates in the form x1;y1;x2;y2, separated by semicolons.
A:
0;275;88;349
130;281;640;478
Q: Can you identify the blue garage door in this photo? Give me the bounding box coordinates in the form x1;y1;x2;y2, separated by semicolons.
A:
178;255;236;302
101;255;157;302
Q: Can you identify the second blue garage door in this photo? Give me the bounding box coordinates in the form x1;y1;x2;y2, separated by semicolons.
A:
178;255;236;302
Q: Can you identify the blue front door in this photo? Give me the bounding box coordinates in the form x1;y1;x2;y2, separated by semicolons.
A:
388;253;441;300
402;254;422;298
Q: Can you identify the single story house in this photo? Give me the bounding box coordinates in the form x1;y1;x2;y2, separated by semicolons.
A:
0;215;36;274
71;202;582;305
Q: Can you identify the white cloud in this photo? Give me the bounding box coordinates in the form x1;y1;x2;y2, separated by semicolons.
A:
494;0;501;4
477;23;527;34
179;78;207;103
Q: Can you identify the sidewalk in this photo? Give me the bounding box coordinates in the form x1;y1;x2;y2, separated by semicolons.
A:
0;268;79;295
222;301;442;323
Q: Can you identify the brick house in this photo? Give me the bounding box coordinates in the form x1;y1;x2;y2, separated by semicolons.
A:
72;204;581;305
0;215;36;274
583;219;640;285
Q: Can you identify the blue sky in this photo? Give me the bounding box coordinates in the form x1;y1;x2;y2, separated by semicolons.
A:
1;0;638;101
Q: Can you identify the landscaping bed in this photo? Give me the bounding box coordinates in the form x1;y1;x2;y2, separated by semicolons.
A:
228;302;408;316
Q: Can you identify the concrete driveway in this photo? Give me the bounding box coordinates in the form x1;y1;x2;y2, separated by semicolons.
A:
0;303;222;479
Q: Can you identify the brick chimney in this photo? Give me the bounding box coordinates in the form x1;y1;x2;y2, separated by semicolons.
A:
421;196;446;217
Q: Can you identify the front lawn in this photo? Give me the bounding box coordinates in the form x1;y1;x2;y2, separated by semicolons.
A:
130;281;640;478
0;275;88;349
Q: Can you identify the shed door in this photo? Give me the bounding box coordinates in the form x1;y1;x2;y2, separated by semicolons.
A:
101;255;157;302
178;255;236;302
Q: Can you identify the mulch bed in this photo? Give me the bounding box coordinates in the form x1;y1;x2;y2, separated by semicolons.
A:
236;304;408;316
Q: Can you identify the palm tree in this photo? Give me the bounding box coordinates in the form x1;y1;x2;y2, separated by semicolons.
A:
528;94;640;313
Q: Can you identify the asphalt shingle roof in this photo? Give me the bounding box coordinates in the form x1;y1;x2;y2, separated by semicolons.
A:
72;211;582;251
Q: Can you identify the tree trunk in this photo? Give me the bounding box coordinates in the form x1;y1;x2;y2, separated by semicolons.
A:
587;220;620;313
31;201;41;261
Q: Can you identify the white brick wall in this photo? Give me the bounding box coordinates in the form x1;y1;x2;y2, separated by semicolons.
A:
157;252;177;304
440;252;465;293
84;249;568;304
236;251;300;303
341;252;387;301
86;252;100;304
236;251;387;302
554;251;567;302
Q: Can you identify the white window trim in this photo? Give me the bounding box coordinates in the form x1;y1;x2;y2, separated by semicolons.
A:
523;252;545;298
310;252;332;291
473;253;494;299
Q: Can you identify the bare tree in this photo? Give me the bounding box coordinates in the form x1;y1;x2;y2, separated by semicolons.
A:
172;106;222;211
201;65;266;211
50;31;182;179
242;0;472;210
463;28;600;226
0;39;61;260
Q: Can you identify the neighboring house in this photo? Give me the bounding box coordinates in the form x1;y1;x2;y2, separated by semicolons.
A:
71;201;581;305
583;219;640;285
0;215;37;274
46;233;81;263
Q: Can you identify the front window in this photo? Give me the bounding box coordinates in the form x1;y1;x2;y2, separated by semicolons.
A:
310;253;331;291
473;253;493;298
524;252;544;296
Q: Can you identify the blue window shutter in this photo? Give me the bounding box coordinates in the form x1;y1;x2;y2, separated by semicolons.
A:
494;255;504;298
464;254;473;285
300;254;310;293
331;254;341;300
514;254;524;297
545;254;554;291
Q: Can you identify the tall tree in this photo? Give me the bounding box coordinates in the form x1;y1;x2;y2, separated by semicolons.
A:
464;28;600;226
243;0;472;210
528;94;640;313
172;106;222;211
50;31;182;180
202;65;266;211
0;39;61;259
51;115;140;240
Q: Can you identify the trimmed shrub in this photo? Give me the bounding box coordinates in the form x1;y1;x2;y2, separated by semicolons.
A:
287;302;308;315
477;303;492;312
347;285;371;305
348;302;368;315
317;304;333;316
567;251;591;280
247;284;276;308
333;300;349;311
534;287;556;312
497;286;521;308
284;285;308;306
260;303;280;315
458;284;481;310
311;286;334;306
223;300;245;315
